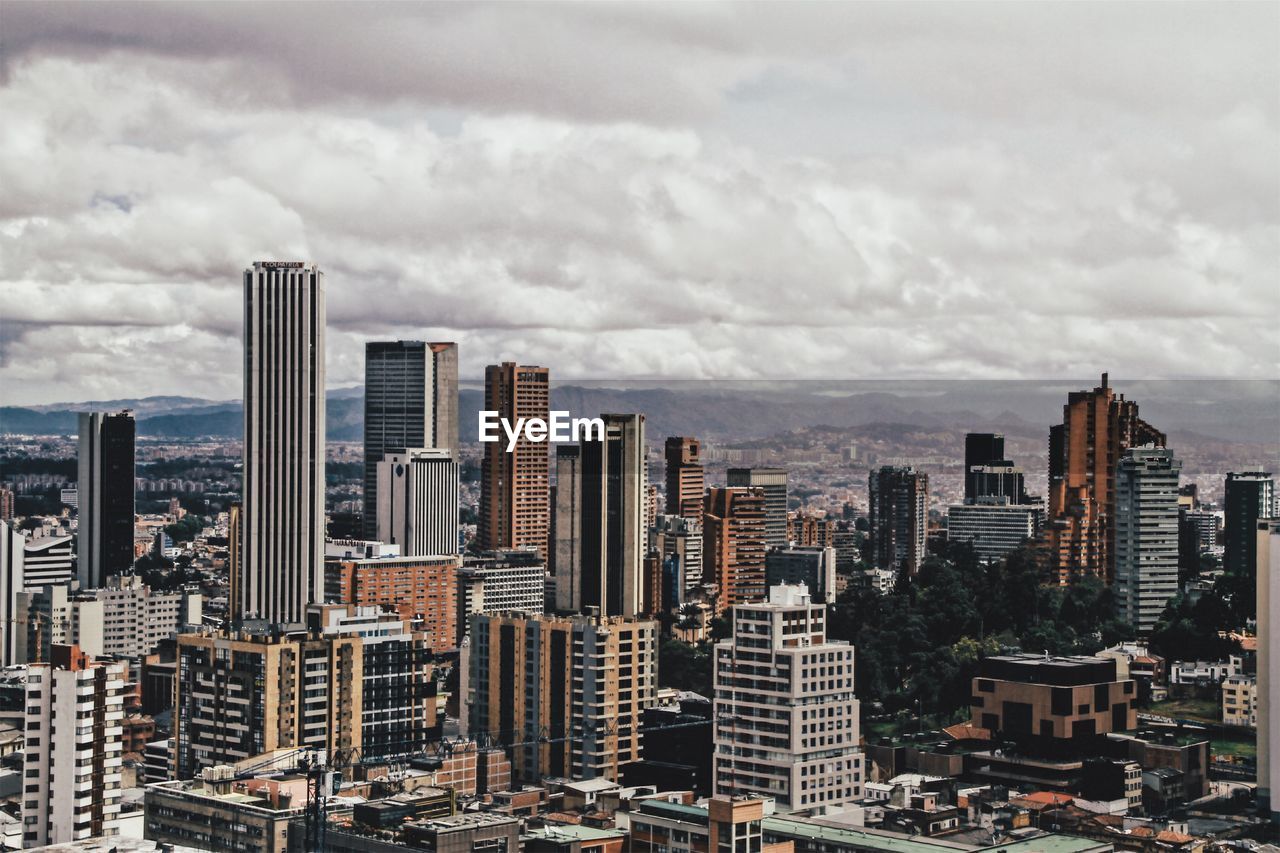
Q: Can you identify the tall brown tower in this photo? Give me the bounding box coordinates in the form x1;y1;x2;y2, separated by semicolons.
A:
664;437;704;522
478;363;551;557
704;487;768;612
1045;374;1165;585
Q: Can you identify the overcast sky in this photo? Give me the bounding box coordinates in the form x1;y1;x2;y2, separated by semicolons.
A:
2;2;1277;404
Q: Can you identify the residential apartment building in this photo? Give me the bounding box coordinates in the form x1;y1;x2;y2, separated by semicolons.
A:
1221;674;1257;728
650;514;704;596
1113;447;1181;634
713;584;863;812
325;552;459;652
1223;470;1274;575
868;466;928;578
478;363;551;557
665;437;705;523
456;550;545;642
21;645;127;848
727;468;788;551
463;610;657;782
704;487;768;612
764;546;837;604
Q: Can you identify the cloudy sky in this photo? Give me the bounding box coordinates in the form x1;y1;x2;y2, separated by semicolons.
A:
2;2;1277;404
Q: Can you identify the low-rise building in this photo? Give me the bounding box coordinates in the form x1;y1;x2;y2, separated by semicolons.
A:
145;766;307;853
1221;674;1257;728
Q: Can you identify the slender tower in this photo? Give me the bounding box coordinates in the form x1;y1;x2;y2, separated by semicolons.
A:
241;261;325;626
77;410;135;588
477;363;550;556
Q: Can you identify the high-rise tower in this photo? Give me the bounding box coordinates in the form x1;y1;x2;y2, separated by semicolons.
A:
868;466;929;578
77;410;135;587
1045;374;1165;585
727;468;788;550
1114;446;1181;634
241;261;325;625
664;437;704;523
363;341;458;538
478;363;550;556
1224;470;1274;575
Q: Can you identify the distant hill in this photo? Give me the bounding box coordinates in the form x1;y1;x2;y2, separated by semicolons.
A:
4;380;1277;444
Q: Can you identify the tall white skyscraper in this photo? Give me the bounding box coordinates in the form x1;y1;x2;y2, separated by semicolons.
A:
77;410;135;588
241;261;325;626
0;521;25;666
363;341;459;538
1114;446;1181;635
376;448;460;556
713;584;862;812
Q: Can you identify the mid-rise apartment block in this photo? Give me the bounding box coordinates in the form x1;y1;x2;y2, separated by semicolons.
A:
28;575;200;662
456;550;546;642
1222;674;1257;728
713;585;862;812
463;610;657;783
650;513;704;596
22;645;127;848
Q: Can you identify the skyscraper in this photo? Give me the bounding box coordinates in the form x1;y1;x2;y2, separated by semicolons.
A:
552;445;582;596
704;487;768;611
241;261;325;626
1114;446;1182;635
712;584;862;812
0;521;25;667
727;467;787;550
664;437;705;522
1045;374;1165;585
868;466;929;577
376;448;460;556
1223;470;1274;575
478;363;550;556
363;341;459;538
463;610;656;782
556;414;647;616
1257;519;1280;825
964;432;1030;505
77;410;135;588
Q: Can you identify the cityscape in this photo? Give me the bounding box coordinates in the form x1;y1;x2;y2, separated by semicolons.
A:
0;260;1276;853
1;3;1278;853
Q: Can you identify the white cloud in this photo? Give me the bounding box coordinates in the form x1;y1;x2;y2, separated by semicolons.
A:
0;2;1276;404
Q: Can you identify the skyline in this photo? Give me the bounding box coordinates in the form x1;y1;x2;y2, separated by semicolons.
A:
1;2;1277;404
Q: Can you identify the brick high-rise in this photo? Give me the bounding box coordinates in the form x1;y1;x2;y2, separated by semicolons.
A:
704;487;768;612
478;363;550;557
664;437;704;522
1045;374;1165;585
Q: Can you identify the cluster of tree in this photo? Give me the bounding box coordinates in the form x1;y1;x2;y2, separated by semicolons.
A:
163;514;206;542
1148;570;1249;663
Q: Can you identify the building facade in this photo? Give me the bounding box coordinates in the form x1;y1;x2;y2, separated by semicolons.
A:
1223;470;1274;575
77;410;136;587
22;645;126;848
713;585;862;812
241;261;326;626
376;448;460;556
704;487;768;612
868;466;928;577
1113;447;1181;635
363;340;460;539
464;611;657;782
727;468;788;551
764;546;837;603
664;437;705;523
651;514;704;596
22;534;74;588
478;362;551;557
456;550;546;642
326;553;459;652
0;522;23;666
1258;519;1280;825
947;501;1042;563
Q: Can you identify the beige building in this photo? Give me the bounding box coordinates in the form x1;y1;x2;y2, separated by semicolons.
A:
713;584;863;813
145;766;307;853
1221;674;1257;728
970;654;1137;740
463;610;657;783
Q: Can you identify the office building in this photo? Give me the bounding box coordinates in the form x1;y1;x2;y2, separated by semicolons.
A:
629;797;771;853
1224;470;1274;575
553;445;582;584
868;466;928;577
478;362;551;557
22;645;126;848
651;513;704;594
174;606;436;779
556;414;646;616
0;487;12;522
325;552;458;652
1045;374;1165;585
456;550;545;641
764;546;837;603
1113;447;1181;635
1180;508;1218;555
22;534;74;588
463;610;657;782
376;448;460;556
704;487;768;612
713;584;862;811
947;501;1042;563
241;261;326;626
77;410;136;587
145;768;306;853
964;433;1030;505
0;522;24;666
727;468;788;550
363;341;459;539
665;437;705;522
1258;519;1280;824
969;654;1137;744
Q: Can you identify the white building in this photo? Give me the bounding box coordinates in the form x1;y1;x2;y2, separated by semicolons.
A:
713;584;862;813
22;534;74;589
21;645;126;847
30;575;200;661
1221;674;1256;728
456;550;545;641
376;448;460;557
946;501;1043;563
0;522;24;667
1113;447;1181;635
